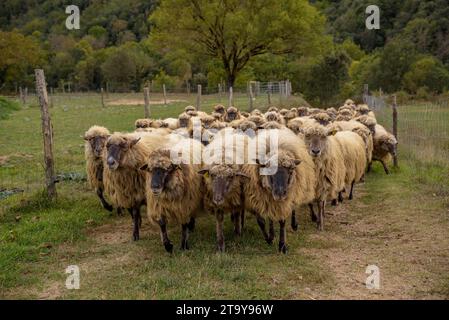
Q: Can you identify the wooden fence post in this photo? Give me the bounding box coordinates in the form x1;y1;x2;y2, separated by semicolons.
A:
196;84;202;110
35;69;57;199
101;87;105;108
268;82;272;107
24;87;28;104
163;84;167;105
144;87;151;118
229;87;233;107
218;84;222;102
392;94;398;168
279;81;283;105
186;81;191;95
247;82;254;111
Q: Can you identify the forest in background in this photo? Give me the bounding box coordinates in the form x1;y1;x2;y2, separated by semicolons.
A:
1;0;449;105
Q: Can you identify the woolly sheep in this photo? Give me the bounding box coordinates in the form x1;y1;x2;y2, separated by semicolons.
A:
84;126;113;212
265;111;285;125
162;118;179;130
311;112;332;126
247;115;266;128
140;137;203;252
224;106;241;122
241;129;316;253
371;124;398;174
303;124;346;230
103;132;175;240
199;131;251;251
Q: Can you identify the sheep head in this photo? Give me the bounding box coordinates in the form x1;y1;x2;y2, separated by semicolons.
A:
380;135;398;157
257;152;301;201
198;164;248;206
178;112;191;128
140;149;181;196
303;125;336;158
312;112;332;126
84;126;110;158
225;107;239;122
106;134;141;170
213;104;226;115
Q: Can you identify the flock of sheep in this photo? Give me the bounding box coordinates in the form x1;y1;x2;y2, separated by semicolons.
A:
84;99;398;253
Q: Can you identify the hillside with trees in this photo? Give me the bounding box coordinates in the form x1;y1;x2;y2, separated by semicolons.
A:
1;0;448;105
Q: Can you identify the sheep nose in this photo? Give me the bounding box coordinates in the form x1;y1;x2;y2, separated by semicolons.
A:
311;149;320;156
107;157;115;167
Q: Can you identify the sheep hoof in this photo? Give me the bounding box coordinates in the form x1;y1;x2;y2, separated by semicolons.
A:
216;244;225;252
164;242;173;253
278;243;287;254
133;233;140;241
103;203;113;212
331;199;337;206
291;224;298;232
311;213;317;223
181;242;189;251
266;238;274;245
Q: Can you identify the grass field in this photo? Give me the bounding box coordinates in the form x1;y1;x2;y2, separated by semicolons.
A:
0;94;448;299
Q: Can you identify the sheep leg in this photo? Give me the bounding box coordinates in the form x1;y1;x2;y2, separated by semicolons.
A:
233;210;242;236
367;162;372;172
381;160;390;174
158;217;173;253
132;207;140;241
187;217;195;232
268;219;275;243
255;213;272;245
240;209;245;231
338;191;344;203
180;223;190;250
96;188;113;212
278;220;287;254
291;209;298;231
309;204;317;222
216;210;225;252
117;207;123;216
331;199;338;206
318;200;325;231
349;181;355;200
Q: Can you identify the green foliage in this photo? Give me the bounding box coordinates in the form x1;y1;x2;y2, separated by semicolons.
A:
150;0;326;87
402;56;449;94
0;96;20;120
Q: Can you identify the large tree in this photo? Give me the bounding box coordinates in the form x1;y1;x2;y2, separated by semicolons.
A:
150;0;326;87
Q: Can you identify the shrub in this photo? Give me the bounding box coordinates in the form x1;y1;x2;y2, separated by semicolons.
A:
0;97;20;120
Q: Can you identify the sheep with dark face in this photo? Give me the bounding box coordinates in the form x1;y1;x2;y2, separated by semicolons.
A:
135;119;152;129
224;107;241;122
199;131;251;251
303;124;346;230
371;124;398;174
84;126;113;212
241;129;316;253
140;138;203;252
311;112;332;126
103;132;170;241
178;112;191;129
213;104;226;116
265;111;285;125
297;107;309;117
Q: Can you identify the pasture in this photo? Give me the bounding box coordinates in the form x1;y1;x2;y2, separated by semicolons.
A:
0;93;448;299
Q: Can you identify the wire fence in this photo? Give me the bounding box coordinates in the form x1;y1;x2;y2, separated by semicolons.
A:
364;93;449;182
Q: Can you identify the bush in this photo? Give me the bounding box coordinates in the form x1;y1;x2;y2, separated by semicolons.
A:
416;87;431;100
402;56;449;94
0;97;20;120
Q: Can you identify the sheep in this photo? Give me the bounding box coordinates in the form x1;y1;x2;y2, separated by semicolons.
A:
287;117;317;135
211;111;224;121
213;104;226;116
84;126;114;212
241;128;316;253
135;119;152;129
261;121;283;130
185;105;196;113
224;106;241;122
297;107;309;117
241;111;250;118
250;109;262;116
311;112;332;126
308;108;322;115
326;107;338;121
334;131;367;201
284;110;298;123
267;106;279;113
355;115;377;135
265;111;285;125
336;109;355;121
247;115;266;128
371;124;398;174
140;137;203;252
199;131;250;251
103;132;170;241
356;104;371;116
178;112;191;128
303;124;346;230
201;115;217;129
330;120;374;167
162;118;179;130
236;120;258;132
279;108;289;116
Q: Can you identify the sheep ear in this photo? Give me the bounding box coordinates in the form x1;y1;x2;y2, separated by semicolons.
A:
327;129;337;136
255;159;267;167
197;169;209;175
293;159;302;167
140;164;148;171
130;137;141;147
83;136;89;141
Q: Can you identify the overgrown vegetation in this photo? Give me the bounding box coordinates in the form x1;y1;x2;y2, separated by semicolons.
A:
0;97;20;120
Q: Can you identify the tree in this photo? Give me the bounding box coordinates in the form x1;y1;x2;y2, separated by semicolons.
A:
150;0;326;87
402;56;449;94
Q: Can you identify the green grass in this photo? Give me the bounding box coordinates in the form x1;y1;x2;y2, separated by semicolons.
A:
0;97;20;120
0;94;448;299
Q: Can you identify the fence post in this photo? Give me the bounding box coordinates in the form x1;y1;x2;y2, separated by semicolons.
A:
268;82;272;107
279;81;283;105
24;87;28;104
392;94;398;168
101;87;105;108
229;87;233;107
19;87;23;104
162;84;167;105
218;84;222;102
186;81;191;95
247;82;254;111
144;87;151;118
35;69;57;199
196;84;202;110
